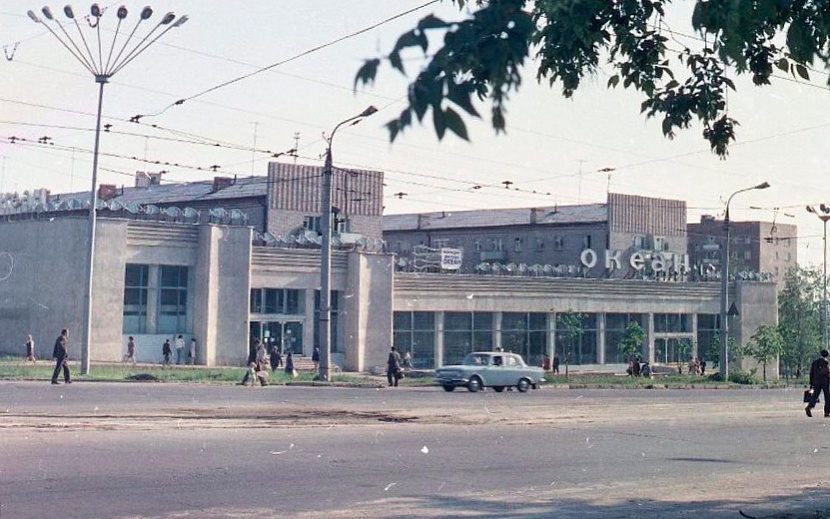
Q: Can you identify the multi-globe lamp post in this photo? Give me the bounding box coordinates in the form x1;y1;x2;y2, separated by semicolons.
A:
719;182;770;380
28;4;187;374
318;106;377;381
806;204;830;350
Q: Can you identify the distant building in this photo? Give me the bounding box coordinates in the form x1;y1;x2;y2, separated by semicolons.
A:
384;193;688;279
687;215;797;289
0;171;780;377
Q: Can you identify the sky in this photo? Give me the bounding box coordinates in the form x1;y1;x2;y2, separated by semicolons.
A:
0;1;828;265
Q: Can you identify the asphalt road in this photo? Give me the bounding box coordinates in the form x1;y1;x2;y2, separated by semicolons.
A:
0;382;827;519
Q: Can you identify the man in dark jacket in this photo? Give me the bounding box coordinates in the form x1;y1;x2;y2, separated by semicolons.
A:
806;349;830;417
51;329;71;385
386;346;402;387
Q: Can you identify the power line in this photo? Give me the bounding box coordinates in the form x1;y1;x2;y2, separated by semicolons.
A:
138;1;440;118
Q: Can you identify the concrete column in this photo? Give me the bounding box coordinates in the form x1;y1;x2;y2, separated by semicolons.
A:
597;313;606;365
691;313;699;358
646;313;655;364
146;265;159;334
435;311;444;368
304;289;316;356
547;312;556;360
493;312;503;351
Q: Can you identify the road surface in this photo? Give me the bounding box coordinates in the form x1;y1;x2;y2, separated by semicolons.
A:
0;382;826;518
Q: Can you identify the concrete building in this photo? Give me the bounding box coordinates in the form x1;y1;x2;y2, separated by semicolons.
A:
0;169;780;377
384;193;688;279
688;215;798;289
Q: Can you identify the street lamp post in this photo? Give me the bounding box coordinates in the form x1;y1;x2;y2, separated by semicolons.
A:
319;106;377;381
29;4;187;374
719;182;771;380
806;204;830;350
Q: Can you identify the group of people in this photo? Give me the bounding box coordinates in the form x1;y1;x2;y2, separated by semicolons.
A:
684;357;707;376
22;329;73;385
238;339;309;386
160;335;197;367
626;357;652;378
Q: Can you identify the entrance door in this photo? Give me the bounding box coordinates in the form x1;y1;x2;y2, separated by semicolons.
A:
283;321;303;355
257;321;304;356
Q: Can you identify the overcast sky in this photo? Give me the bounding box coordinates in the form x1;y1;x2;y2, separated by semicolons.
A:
0;1;828;265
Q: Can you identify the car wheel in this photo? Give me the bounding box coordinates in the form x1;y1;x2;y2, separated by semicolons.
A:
517;378;531;393
492;386;505;392
442;385;456;392
467;376;482;392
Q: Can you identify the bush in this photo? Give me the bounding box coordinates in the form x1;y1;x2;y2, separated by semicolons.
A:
728;370;760;385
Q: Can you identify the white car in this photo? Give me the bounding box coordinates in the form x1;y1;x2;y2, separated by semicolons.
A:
435;352;545;393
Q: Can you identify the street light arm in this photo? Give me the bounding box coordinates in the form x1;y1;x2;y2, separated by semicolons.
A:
725;182;770;221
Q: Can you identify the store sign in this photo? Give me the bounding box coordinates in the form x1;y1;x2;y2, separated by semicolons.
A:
580;249;690;272
440;248;463;270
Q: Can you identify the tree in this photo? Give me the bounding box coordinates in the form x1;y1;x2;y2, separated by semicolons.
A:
778;266;822;377
355;0;830;158
617;322;646;361
745;324;785;381
556;311;585;376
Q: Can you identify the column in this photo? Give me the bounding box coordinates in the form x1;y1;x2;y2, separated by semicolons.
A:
547;312;556;360
597;313;606;365
435;311;444;368
146;265;159;334
646;313;655;364
493;312;503;351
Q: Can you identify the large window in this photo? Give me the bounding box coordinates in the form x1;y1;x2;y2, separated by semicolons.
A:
123;264;149;334
443;312;493;365
123;264;190;335
502;312;547;367
605;313;646;363
555;313;598;365
250;289;305;315
654;313;692;333
393;312;435;368
159;266;188;334
696;314;721;362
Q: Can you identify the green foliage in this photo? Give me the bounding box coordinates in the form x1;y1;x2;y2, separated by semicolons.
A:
355;0;830;158
617;321;646;360
778;266;823;376
745;324;784;381
556;310;586;371
728;369;759;385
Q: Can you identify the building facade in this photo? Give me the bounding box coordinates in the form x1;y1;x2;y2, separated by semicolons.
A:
0;172;780;377
384;193;688;279
688;215;798;289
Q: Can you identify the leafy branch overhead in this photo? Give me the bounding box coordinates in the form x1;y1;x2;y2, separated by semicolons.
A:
355;0;830;157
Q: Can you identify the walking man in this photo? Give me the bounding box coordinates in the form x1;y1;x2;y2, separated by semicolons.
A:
51;329;71;385
175;335;185;365
162;339;172;367
386;346;402;387
806;349;830;417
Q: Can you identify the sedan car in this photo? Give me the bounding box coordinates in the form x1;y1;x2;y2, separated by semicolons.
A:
435;352;546;393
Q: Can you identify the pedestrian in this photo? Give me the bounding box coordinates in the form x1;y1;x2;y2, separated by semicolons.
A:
632;357;641;377
175;334;185;365
50;329;71;385
256;341;267;365
284;351;296;378
239;339;262;385
189;338;197;365
641;361;652;378
700;357;707;376
806;349;830;418
386;346;402;387
402;350;413;370
162;339;172;367
552;354;560;374
269;346;282;373
124;336;137;365
25;333;36;363
312;347;320;370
